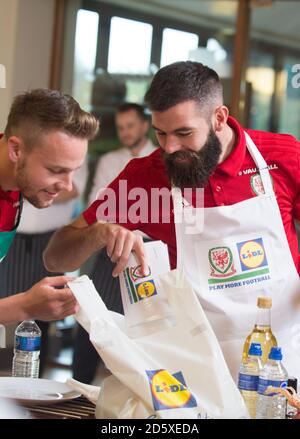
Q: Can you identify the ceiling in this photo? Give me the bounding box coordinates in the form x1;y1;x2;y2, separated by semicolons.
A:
97;0;300;50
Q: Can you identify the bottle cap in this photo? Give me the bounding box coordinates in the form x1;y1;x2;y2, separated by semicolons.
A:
248;342;262;356
288;377;298;393
269;346;282;360
257;296;272;308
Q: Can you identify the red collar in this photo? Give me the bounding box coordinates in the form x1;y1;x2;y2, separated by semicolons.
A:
0;186;20;202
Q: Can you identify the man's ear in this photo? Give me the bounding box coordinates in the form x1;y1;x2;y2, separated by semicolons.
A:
213;106;229;132
7;136;23;163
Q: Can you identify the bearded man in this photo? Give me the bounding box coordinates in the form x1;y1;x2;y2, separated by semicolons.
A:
44;62;300;379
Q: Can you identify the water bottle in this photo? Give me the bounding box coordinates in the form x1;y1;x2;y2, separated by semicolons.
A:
256;347;288;419
12;320;41;378
238;342;262;418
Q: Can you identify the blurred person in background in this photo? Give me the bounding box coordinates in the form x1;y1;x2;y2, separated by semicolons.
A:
89;102;156;203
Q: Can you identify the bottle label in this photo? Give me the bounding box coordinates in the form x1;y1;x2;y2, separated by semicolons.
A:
238;373;259;391
258;378;287;396
15;335;41;352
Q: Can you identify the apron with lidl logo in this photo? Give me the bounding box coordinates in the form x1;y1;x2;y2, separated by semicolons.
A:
172;132;300;380
0;194;22;263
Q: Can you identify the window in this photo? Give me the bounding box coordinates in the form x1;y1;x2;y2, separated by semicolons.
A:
160;28;199;67
246;50;275;131
280;57;300;139
107;17;153;74
73;9;99;111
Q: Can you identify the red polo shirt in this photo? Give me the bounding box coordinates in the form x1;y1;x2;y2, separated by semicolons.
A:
0;133;21;231
83;117;300;271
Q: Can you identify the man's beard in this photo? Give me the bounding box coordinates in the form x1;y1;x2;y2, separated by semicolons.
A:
163;128;222;189
16;159;50;208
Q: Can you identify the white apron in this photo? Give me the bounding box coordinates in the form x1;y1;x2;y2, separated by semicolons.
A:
172;132;300;380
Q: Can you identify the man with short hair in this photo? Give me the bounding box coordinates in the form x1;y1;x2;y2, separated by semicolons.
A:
89;102;156;203
44;62;300;378
0;88;99;325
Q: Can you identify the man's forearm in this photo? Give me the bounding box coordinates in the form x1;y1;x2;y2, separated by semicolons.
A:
43;223;105;272
44;220;148;278
0;294;28;325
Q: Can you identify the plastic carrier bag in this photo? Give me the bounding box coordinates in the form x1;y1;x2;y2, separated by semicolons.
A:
69;266;248;419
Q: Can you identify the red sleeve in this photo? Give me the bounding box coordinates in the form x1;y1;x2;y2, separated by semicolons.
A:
292;139;300;221
83;199;102;225
82;160;145;231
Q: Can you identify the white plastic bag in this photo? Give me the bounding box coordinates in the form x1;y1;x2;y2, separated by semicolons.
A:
68;270;248;419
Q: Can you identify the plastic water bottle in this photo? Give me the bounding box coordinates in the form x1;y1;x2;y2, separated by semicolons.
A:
238;342;262;418
256;347;288;419
12;320;41;378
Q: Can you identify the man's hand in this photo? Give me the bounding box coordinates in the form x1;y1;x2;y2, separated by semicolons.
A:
21;276;79;321
43;214;148;275
99;223;148;277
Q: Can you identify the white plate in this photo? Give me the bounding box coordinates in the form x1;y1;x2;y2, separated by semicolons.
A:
0;377;81;405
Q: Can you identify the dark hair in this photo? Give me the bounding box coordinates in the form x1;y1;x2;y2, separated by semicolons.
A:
4;88;99;147
145;61;223;115
116;102;149;121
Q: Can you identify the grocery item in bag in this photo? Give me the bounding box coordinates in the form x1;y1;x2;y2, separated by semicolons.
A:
119;241;175;337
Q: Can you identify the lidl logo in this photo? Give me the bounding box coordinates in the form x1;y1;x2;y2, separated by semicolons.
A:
146;369;197;411
237;238;268;271
124;267;157;303
136;280;157;299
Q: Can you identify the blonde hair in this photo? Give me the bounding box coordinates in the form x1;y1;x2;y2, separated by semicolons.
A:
4;88;99;147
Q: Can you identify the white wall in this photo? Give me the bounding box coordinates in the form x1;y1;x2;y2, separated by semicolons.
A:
0;0;18;130
0;0;55;349
0;0;55;130
61;0;81;95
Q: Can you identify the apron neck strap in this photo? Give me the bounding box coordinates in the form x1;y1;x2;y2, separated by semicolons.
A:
0;325;5;348
244;131;274;196
15;193;23;229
